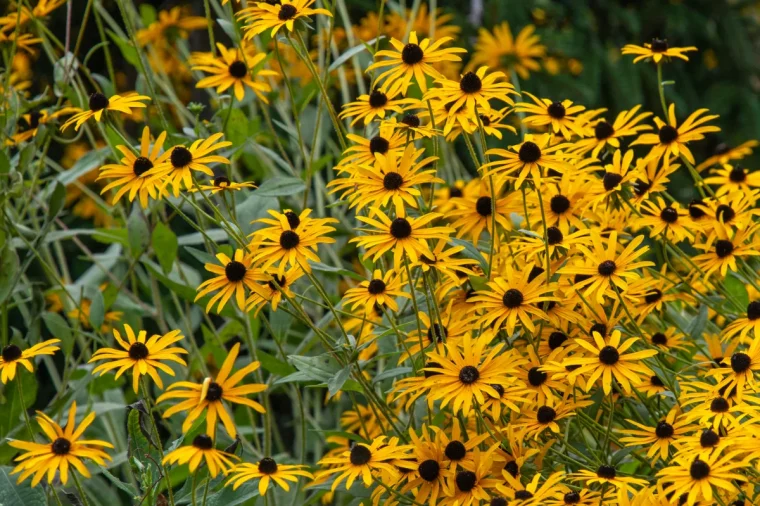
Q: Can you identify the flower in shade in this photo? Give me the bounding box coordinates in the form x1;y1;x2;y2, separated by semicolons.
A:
513;92;586;138
226;458;313;496
0;339;60;384
8;402;113;486
621;38;697;64
61;92;150;132
162;434;239;477
157;343;266;438
89;325;187;393
469;22;546;80
188;176;256;195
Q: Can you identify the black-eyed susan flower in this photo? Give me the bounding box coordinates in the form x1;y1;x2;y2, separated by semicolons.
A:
432;420;490;470
619;409;694;463
162;434;239;477
631;104;720;169
630;157;679;206
380;113;438;140
417;239;477;283
470;266;557;335
621;38;697;64
157;342;266;438
350;209;454;269
249;209;337;274
696;139;758;172
475;107;517;139
328;144;442;213
135;6;207;46
190;43;277;102
9;107;77;144
703;164;760;196
496;470;566;503
572;105;653;158
315;436;411;492
513;92;586;138
195;249;268;313
424;332;522;414
514;396;590;439
448;180;517;243
89;325;187;393
483;133;578;189
342;269;409;315
529;174;591;233
708;335;760;402
368;31;467;96
399;426;449;506
8;402;113;486
245;267;305;315
693;223;760;278
636;197;695;242
560;230;653;304
238;0;332;39
339;88;416;126
443;447;500;504
543;488;603;506
227;458;313;496
722;300;760;343
1;339;60;384
399;309;478;364
586;149;641;209
564;330;658;395
657;452;748;505
98;126;171;208
60;92;150;132
341;123;407;167
423;66;517;116
152;133;232;196
469;22;546;80
571;465;648;491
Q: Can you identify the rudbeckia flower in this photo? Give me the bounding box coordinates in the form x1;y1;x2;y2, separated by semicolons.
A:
60;92;150;132
238;0;333;39
621;38;697;63
162;434;239;477
0;339;60;384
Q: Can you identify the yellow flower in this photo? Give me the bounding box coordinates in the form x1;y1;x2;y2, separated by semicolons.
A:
191;43;278;102
60;92;150;132
162;434;239;477
469;23;546;80
238;0;333;39
621;38;697;64
0;339;60;384
227;458;313;496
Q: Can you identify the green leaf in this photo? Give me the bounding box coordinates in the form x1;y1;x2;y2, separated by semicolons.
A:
327;367;350;396
184;246;217;266
127;408;160;495
0;246;19;304
139;3;157;25
53;147;109;187
127;207;150;257
688;304;709;341
0;466;46;506
107;29;140;67
255;177;306;197
86;286;106;330
205;481;259;506
0;151;9;174
278;354;341;384
224;108;249;147
327;36;384;72
725;274;750;309
42;312;74;355
93;228;129;246
152;222;178;274
257;349;296;377
0;370;38;440
47;181;65;220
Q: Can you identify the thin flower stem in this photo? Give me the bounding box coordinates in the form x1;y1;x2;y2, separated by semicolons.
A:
16;376;36;441
191;472;199;506
139;377;176;506
72;471;92;506
656;62;668;118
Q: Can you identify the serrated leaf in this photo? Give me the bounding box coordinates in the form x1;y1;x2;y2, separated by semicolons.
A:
152;222;178;274
254;177;306;197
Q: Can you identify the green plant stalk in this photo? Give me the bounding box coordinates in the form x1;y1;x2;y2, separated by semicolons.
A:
72;471;93;506
139;377;176;506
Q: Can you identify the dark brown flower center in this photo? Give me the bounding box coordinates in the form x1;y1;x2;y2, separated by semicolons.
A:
2;344;22;362
285;211;301;229
597;260;616;276
228;60;248;78
550;195;570;214
515;491;534;500
205;382;223;401
418;459;440;481
171;146;193;168
52;437;71;455
599;345;620;365
564;491;581;504
729;166;747;183
128;342;149;360
479;114;491;127
369;136;390;154
655;421;674;439
747;301;760;320
268;274;287;291
502;289;523;308
595;121;614;140
401;113;421;127
367;279;386;295
602;172;623;191
536;406;556;424
258;457;278;474
596;464;616;479
658;125;678;144
731;352;751;373
193;434;214;450
504;461;519;478
633;179;650;196
279;230;300;249
390;218;412;239
548;332;568;350
518;141;541;163
475;196;492;217
350;444;372;465
645;289;663;304
214;176;231;187
444;440;466;460
427;324;447;343
650;38;669;52
458;365;479;384
89;92;109;111
652;332;668;346
689;459;710;480
688;199;706;219
660;207;678;223
401;43;424;64
459;72;483;94
710;397;729;413
455;470;477;492
700;429;720;448
650;375;665;387
716;204;735;224
383;172;404;190
527;367;547;386
278;3;297;20
589;323;607;338
225;260;247;282
368;89;388;108
715;240;733;258
547;101;566;119
547;226;563;245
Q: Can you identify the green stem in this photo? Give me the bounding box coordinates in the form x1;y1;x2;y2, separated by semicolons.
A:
139;377;176;506
72;471;92;506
